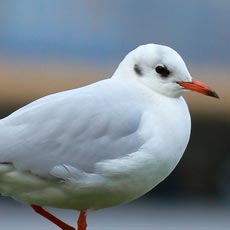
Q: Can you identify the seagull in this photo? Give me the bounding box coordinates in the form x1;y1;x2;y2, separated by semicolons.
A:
0;44;218;230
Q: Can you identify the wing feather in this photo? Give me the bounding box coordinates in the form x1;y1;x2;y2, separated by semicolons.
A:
0;79;145;178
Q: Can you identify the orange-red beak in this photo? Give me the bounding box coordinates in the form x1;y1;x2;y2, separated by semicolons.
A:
177;80;219;99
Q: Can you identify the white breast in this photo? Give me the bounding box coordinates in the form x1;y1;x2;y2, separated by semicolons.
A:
92;93;191;208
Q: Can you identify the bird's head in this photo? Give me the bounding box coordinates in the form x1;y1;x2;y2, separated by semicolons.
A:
114;44;219;99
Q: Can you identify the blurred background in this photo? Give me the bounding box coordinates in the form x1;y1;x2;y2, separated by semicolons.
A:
0;0;229;229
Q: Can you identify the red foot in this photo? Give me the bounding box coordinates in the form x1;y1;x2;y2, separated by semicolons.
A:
77;211;87;230
31;205;75;230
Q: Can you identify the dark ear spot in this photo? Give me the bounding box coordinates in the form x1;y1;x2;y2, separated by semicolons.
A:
134;64;143;76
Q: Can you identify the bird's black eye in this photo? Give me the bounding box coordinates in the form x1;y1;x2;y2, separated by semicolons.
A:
155;64;170;77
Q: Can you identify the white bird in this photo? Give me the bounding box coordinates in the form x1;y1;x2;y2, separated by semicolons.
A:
0;44;218;230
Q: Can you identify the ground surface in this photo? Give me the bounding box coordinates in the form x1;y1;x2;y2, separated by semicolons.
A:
0;197;229;230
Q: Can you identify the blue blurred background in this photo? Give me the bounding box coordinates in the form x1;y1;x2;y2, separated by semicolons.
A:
0;1;229;229
0;0;230;64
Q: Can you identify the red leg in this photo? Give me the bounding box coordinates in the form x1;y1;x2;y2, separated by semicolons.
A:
31;205;75;230
77;211;87;230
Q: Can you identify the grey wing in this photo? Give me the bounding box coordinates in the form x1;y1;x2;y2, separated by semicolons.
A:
0;79;144;179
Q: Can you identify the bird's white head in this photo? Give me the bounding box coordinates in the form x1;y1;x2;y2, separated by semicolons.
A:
113;44;219;98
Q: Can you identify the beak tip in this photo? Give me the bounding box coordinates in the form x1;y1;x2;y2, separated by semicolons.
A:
209;91;220;99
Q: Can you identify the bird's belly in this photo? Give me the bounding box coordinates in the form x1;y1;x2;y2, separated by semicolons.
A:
0;160;172;211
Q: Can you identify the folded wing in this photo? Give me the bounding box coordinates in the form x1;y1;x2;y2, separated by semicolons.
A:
0;79;145;179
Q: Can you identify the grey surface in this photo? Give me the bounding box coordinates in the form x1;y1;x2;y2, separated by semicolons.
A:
0;197;229;230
